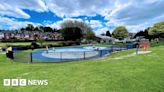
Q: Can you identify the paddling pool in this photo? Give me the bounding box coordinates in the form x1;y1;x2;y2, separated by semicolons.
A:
32;46;109;62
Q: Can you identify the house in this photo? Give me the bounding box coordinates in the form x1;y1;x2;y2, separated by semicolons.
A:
4;31;13;39
0;32;4;39
96;35;112;43
0;30;64;41
128;33;136;39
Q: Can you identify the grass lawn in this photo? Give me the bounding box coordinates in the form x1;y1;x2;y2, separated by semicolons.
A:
0;44;164;92
82;42;127;47
82;41;164;47
0;42;31;47
0;41;61;47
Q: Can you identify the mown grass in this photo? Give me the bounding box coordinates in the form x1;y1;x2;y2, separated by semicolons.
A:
0;42;164;92
82;42;128;47
0;41;61;47
82;40;164;47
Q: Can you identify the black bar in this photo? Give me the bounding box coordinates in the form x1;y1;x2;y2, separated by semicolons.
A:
60;52;62;61
99;50;102;57
84;52;85;60
111;46;113;52
30;52;33;63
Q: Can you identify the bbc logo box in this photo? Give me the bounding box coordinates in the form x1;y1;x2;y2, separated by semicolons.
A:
3;79;27;86
3;79;10;86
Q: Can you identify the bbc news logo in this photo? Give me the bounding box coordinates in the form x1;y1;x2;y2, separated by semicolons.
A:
3;79;48;86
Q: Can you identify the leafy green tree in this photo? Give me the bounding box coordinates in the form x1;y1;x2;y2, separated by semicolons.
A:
60;20;92;34
106;30;111;37
101;33;105;36
43;27;53;32
25;24;34;31
60;20;94;41
20;28;25;31
148;21;164;38
112;26;128;40
60;27;83;41
84;30;95;40
38;26;44;32
37;38;45;46
34;26;40;31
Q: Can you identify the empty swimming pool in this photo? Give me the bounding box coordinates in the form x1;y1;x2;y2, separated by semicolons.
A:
32;46;110;62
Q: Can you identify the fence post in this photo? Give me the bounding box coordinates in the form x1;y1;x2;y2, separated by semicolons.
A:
136;44;139;55
30;52;33;63
126;44;128;50
60;52;62;61
84;52;85;60
99;50;102;57
111;46;114;52
111;46;113;52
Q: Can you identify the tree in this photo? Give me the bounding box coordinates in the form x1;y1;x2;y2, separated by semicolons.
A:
20;28;25;31
148;21;164;38
25;24;34;31
60;19;94;41
34;26;40;31
38;26;44;32
134;28;152;41
60;20;92;34
84;30;95;40
60;27;83;41
43;27;53;32
112;26;128;40
53;28;58;32
134;28;149;38
106;30;111;37
101;33;105;36
37;38;45;46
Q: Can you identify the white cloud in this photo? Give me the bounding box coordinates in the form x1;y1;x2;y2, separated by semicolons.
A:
0;16;40;30
95;27;109;36
86;20;110;35
0;0;47;18
0;4;30;19
109;0;164;25
88;20;103;29
46;21;61;29
103;0;164;33
46;0;115;17
47;18;84;29
47;18;106;35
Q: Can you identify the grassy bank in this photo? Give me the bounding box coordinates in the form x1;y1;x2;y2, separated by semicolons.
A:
0;41;61;47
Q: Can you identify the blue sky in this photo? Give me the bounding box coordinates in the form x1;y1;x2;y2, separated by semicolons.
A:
0;0;164;35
